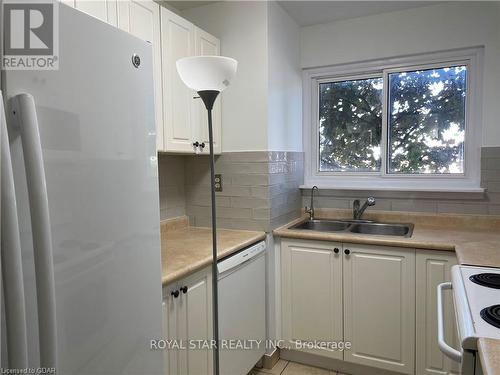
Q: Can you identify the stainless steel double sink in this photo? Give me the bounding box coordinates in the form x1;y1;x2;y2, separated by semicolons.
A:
289;219;414;238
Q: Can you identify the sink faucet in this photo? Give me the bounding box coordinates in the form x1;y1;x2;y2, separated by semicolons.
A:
305;186;319;220
353;197;376;220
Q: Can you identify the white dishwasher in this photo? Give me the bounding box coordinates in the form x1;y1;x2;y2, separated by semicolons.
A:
218;240;266;375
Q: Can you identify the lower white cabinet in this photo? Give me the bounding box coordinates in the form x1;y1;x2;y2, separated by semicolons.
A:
280;239;458;375
281;239;343;359
416;250;459;375
163;267;213;375
163;283;179;375
343;243;415;374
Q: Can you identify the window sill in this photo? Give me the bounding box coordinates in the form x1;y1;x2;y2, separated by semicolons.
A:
300;184;485;194
300;184;486;201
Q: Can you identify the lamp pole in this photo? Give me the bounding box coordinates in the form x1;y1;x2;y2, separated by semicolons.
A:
198;90;221;375
176;55;237;375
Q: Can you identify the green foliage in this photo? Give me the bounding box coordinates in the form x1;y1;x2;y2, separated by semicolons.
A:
319;78;382;172
318;66;467;174
388;66;466;173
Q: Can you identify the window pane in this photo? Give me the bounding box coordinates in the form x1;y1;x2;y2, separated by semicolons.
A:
388;66;467;174
319;77;383;172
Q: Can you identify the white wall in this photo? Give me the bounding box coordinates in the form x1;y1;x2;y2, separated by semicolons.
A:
267;2;302;152
301;1;500;146
182;1;269;152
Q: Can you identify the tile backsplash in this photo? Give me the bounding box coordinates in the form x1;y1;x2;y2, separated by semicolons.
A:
158;154;186;220
184;152;304;231
301;146;500;216
158;147;500;228
158;151;303;231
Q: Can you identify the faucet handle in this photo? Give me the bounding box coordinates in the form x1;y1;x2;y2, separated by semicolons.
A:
367;197;376;206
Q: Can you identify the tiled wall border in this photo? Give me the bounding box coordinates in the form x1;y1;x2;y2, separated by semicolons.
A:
301;146;500;216
158;147;500;229
184;152;304;232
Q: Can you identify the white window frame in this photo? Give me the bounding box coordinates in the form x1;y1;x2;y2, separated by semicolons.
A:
303;47;484;192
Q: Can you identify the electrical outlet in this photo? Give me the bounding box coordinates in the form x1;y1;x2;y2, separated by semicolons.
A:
214;174;223;192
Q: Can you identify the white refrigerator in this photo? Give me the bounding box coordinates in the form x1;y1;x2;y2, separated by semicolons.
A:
1;4;164;374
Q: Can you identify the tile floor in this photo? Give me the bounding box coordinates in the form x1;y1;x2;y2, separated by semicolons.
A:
249;359;349;375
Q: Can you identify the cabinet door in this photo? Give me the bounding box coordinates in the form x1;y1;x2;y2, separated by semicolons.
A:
343;244;415;374
73;0;118;26
281;239;343;360
117;0;163;151
161;8;196;153
193;28;222;155
177;268;213;375
163;284;179;375
416;250;459;375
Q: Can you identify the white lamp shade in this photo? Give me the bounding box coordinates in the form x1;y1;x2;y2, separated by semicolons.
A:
176;56;238;92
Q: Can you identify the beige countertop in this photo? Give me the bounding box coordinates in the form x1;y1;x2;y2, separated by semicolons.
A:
273;209;500;375
273;210;500;268
163;211;500;374
479;338;500;375
161;217;266;285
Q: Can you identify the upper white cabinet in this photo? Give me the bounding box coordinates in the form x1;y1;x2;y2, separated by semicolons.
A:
62;0;118;25
416;250;459;375
61;1;221;154
160;7;222;154
343;243;415;374
193;28;221;154
161;8;196;153
117;0;163;151
281;239;343;360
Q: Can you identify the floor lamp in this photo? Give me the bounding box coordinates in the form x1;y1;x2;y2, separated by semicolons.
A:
176;55;238;375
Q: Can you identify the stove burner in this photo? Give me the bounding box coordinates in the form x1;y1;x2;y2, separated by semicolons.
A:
469;273;500;289
481;305;500;329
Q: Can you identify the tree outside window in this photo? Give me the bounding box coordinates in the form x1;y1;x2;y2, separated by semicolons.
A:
318;65;467;175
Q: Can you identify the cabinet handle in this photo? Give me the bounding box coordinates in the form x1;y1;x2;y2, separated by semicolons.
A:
193;141;200;148
333;248;339;254
180;286;188;294
171;290;179;298
199;142;205;149
344;249;350;255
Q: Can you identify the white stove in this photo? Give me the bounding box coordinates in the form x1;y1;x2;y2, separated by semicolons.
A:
441;265;500;374
452;265;500;347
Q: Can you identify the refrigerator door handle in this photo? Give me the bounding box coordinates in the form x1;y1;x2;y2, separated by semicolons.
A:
9;93;57;369
1;91;29;369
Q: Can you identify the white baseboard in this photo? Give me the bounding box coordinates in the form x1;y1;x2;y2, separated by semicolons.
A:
280;349;403;375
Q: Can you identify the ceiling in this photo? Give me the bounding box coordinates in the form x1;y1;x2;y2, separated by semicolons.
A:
278;1;444;26
165;1;219;11
164;1;444;26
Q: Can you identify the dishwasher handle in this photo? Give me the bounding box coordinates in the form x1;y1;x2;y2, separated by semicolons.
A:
217;241;266;276
437;282;462;363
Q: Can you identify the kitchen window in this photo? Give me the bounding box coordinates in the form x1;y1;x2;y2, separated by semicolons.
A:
319;76;383;173
304;48;483;192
